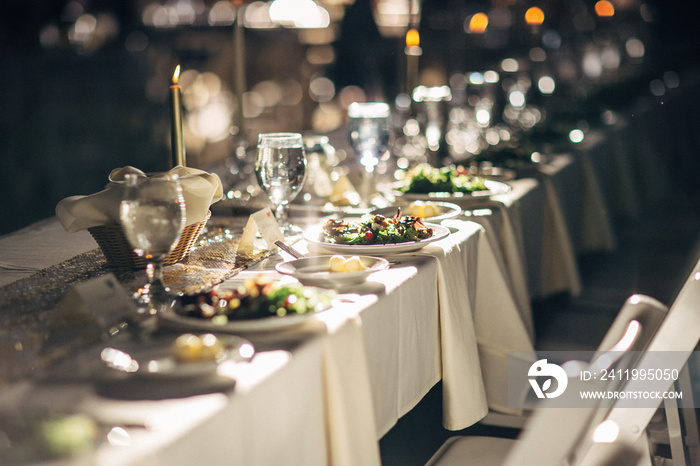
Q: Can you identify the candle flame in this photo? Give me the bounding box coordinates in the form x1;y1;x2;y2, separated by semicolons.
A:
595;1;615;17
525;7;545;25
468;13;488;33
406;28;420;47
172;65;181;85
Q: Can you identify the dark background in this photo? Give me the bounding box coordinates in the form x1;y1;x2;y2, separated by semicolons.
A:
1;0;699;236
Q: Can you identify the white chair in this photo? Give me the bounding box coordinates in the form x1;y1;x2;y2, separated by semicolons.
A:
480;290;669;430
575;257;700;466
426;293;669;466
427;256;700;466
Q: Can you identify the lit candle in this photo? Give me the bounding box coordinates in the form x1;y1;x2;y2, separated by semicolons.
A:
405;28;421;96
524;7;545;56
233;2;247;143
170;65;186;167
467;12;488;70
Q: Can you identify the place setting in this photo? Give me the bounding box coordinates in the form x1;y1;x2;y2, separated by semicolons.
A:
393;163;512;201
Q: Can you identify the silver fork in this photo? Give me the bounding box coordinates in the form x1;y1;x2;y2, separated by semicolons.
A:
274;240;306;259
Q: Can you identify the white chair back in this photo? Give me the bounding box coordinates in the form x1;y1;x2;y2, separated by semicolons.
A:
503;293;669;466
578;257;700;465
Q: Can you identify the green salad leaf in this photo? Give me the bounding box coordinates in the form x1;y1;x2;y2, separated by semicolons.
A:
400;163;488;194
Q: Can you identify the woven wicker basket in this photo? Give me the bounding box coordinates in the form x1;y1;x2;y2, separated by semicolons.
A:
88;211;210;269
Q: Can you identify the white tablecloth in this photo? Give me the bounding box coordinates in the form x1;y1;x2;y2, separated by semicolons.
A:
1;339;331;466
0;215;535;463
289;219;534;432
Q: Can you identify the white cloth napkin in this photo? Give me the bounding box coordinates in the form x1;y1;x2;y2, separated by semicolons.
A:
55;166;223;233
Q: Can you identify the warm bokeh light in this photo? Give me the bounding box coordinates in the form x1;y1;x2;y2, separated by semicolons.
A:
508;90;526;108
306;45;336;65
475;109;491;126
569;129;585;143
309;76;336;103
625;37;645;58
412;85;451;102
406;28;420;47
525;7;545;25
373;0;412;38
582;48;603;78
595;1;615;17
468;13;489;33
537;76;555;94
601;46;621;70
501;58;519;73
244;2;274;28
468;72;484;85
208;1;236;26
269;0;330;28
483;70;499;83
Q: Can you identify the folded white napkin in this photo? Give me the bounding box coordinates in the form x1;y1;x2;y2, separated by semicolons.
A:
56;166;223;233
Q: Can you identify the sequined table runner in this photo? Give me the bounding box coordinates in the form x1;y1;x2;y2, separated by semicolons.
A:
0;216;275;384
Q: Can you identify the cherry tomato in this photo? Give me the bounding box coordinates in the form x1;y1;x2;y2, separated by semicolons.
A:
364;231;374;242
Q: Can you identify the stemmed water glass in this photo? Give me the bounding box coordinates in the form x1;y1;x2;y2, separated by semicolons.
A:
254;132;307;236
347;102;391;205
119;173;186;310
347;102;391;173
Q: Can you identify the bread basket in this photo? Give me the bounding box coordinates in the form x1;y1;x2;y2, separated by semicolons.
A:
88;211;210;269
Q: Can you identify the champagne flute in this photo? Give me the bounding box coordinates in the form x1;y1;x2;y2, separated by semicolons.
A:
119;173;186;310
255;132;307;236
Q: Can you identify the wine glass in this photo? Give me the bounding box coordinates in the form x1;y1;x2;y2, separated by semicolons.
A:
254;132;307;236
119;173;186;310
347;102;391;173
347;102;391;206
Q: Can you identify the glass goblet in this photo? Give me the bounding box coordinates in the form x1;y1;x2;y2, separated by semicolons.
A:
254;132;307;236
347;102;391;174
119;173;186;310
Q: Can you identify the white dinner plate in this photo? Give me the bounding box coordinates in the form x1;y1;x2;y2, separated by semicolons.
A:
306;223;450;255
98;335;252;381
288;202;370;217
370;202;461;222
275;255;389;288
398;179;512;200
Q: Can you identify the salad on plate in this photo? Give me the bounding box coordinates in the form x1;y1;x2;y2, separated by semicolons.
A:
322;209;433;246
399;163;488;195
177;277;334;323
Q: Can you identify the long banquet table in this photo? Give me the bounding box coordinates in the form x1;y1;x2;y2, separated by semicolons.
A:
3;71;691;462
0;141;626;465
3;61;699;465
0;210;538;464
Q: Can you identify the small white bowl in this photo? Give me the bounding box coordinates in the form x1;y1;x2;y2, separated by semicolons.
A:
275;255;389;288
